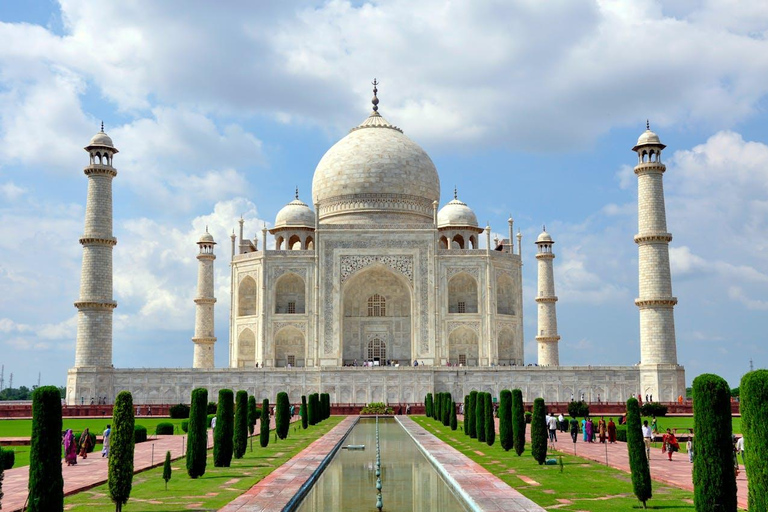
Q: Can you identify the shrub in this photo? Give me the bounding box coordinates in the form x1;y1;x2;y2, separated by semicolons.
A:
512;389;525;456
109;391;135;512
206;414;215;427
525;411;532;423
310;394;320;425
360;402;394;414
567;400;589;418
640;402;668;417
260;398;270;448
626;397;652;507
181;420;189;433
168;403;190;419
186;388;208;478
74;431;97;452
467;391;477;438
155;422;174;435
442;393;452;427
2;447;15;469
300;395;308;429
276;392;290;440
248;395;258;436
134;425;147;444
162;450;172;490
28;386;63;512
475;392;486;443
234;390;248;458
499;389;512;451
207;402;218;415
615;425;627;443
425;393;433;418
450;401;458;430
693;374;736;510
214;389;234;467
434;392;441;421
322;393;331;420
530;398;547;465
485;393;495;447
741;369;768;510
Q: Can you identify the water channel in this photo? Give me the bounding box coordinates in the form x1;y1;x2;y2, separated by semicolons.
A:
295;418;471;512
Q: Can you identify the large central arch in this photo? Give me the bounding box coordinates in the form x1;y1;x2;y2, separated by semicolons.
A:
341;264;413;365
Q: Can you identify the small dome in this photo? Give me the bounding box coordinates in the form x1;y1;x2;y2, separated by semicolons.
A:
199;231;215;244
90;131;114;147
536;230;553;243
632;123;666;151
437;192;479;228
274;194;315;229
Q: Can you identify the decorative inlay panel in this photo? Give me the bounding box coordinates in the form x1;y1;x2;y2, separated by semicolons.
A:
273;322;307;334
446;267;479;280
271;267;308;281
340;255;414;284
446;321;481;335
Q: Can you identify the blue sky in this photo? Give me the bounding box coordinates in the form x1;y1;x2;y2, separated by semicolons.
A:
1;0;767;390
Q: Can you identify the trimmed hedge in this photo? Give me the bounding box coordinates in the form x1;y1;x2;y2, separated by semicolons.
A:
276;392;290;440
484;393;495;446
207;414;215;427
512;389;525;456
567;400;589;418
530;398;547;465
28;386;63;512
450;400;458;430
168;403;190;419
499;389;512;451
134;425;148;444
463;395;469;433
468;391;477;438
186;388;208;478
626;397;652;507
234;390;248;459
300;395;308;429
640;402;668;417
181;420;189;433
616;425;627;443
260;398;270;448
247;395;258;436
2;447;15;469
475;392;486;443
207;402;218;415
442;393;452;427
740;369;768;510
162;450;172;490
213;389;234;467
692;374;736;510
109;391;135;512
425;393;433;418
155;422;174;435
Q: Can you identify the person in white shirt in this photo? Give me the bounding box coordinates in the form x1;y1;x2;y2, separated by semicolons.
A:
686;438;693;463
736;436;745;466
548;413;558;445
558;413;565;432
642;420;653;460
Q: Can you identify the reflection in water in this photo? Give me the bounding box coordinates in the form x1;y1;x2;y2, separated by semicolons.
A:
296;418;470;512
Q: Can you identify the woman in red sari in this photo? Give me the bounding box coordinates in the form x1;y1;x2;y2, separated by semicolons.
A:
607;418;617;443
63;429;77;466
662;428;679;461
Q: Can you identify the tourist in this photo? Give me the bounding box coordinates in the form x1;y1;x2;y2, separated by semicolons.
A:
736;435;745;466
63;429;78;466
570;392;574;402
662;428;678;461
569;417;579;444
558;412;565;432
102;424;111;458
547;413;558;445
651;416;658;434
211;415;217;431
607;418;616;443
645;394;649;403
79;427;93;459
581;417;588;442
686;438;693;463
650;394;653;402
733;435;740;476
586;417;594;442
642;420;653;460
598;417;607;443
597;394;601;403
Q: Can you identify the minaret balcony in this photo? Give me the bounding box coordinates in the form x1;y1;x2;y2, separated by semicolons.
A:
634;232;672;244
635;297;678;308
84;165;118;177
633;162;666;175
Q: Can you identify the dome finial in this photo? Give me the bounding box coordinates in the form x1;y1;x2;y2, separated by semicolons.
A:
646;119;650;131
295;186;299;200
205;225;209;233
543;224;546;232
100;120;104;133
454;186;457;200
371;78;379;112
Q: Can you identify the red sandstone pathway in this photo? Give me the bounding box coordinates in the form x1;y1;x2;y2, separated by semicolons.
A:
219;416;358;512
464;416;749;510
1;415;295;512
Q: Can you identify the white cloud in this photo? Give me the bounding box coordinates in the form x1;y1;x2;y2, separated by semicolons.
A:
0;182;26;201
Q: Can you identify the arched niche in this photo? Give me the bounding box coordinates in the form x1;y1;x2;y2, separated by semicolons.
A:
448;272;478;314
238;276;257;316
275;273;305;314
448;326;478;366
497;273;515;315
237;328;255;367
341;265;412;365
289;234;302;250
451;234;465;249
274;326;305;367
497;327;516;365
439;235;449;249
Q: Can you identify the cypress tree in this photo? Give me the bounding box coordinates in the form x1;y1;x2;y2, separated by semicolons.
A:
308;393;317;425
450;400;458;430
499;389;512;451
463;395;469;433
28;385;63;512
300;395;308;429
468;391;477;438
162;451;172;490
443;393;452;426
186;388;208;478
741;369;768;510
434;392;440;421
322;393;330;420
425;393;433;417
531;398;547;465
476;392;486;442
247;395;258;436
108;391;135;512
276;392;290;439
512;389;525;456
627;397;652;508
233;390;248;458
485;393;496;446
313;394;321;424
214;389;234;467
260;398;270;447
692;374;736;511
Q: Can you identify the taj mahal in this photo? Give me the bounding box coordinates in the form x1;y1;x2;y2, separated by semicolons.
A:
65;84;686;405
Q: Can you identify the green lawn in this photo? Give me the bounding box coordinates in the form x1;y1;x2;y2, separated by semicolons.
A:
0;417;189;438
414;416;697;511
64;417;342;511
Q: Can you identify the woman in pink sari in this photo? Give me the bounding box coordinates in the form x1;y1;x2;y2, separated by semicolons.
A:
63;429;77;466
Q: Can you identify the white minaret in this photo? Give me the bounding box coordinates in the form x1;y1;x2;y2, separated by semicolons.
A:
535;227;560;366
192;228;217;368
74;124;118;369
633;123;679;399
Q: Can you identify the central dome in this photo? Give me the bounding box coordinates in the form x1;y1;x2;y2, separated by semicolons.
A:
312;109;440;225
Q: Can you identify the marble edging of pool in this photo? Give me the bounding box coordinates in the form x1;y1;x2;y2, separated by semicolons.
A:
396;417;546;512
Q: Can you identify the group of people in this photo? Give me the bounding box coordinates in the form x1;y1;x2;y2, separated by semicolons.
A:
63;424;111;466
570;416;617;444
